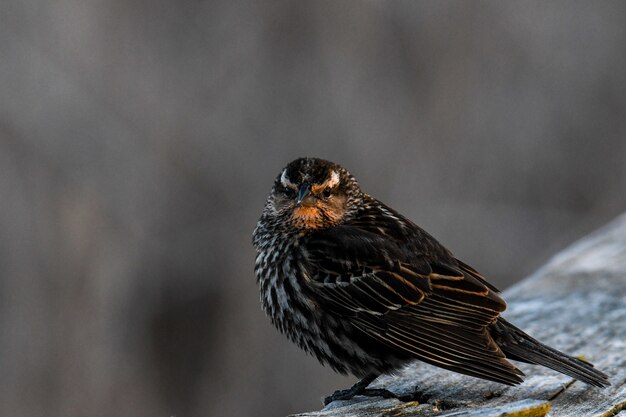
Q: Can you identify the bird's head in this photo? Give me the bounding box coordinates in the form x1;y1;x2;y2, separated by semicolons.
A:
265;157;362;231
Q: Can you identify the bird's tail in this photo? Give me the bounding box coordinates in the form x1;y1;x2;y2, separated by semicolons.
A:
490;318;610;387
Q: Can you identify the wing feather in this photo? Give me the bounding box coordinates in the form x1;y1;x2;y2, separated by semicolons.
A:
303;206;522;384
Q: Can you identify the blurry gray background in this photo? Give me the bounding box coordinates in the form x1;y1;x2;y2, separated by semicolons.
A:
1;1;625;416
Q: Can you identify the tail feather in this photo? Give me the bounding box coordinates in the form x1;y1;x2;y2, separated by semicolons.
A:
490;318;610;388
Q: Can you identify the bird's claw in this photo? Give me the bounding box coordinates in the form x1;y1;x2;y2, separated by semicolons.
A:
324;387;398;405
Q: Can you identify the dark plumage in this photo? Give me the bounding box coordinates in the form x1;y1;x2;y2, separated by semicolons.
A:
253;157;609;403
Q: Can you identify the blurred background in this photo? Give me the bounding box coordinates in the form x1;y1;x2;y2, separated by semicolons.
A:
1;1;626;416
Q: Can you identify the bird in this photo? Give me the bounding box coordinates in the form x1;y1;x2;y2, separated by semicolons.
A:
252;157;609;405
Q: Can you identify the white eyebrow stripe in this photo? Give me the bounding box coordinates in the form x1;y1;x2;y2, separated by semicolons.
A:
327;170;340;187
280;169;297;188
311;170;341;193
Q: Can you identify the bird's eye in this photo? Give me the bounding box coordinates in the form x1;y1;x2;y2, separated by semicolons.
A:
282;186;295;198
322;187;332;198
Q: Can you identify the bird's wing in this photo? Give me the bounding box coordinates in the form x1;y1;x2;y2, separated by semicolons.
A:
304;225;524;385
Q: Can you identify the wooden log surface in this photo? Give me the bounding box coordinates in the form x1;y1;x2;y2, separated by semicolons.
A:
293;214;626;417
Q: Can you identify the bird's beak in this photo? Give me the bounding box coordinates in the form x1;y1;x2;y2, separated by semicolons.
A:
296;184;316;207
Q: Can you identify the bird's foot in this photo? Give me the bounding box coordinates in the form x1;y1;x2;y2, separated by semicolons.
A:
396;385;431;403
324;374;398;406
324;387;398;406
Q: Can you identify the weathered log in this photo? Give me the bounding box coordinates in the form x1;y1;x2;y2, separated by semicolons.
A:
293;213;626;417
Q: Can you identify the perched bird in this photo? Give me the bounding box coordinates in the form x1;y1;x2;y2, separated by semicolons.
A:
253;157;609;404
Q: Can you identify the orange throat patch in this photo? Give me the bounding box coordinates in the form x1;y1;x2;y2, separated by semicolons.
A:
292;206;323;229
